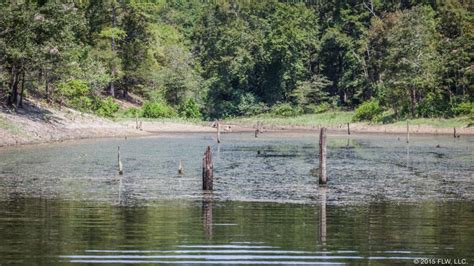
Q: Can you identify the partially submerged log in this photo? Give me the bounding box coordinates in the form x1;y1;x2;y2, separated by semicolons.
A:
202;146;213;190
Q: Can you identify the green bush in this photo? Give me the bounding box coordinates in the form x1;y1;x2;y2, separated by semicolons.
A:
57;79;93;110
142;101;176;118
416;92;449;117
237;93;268;116
270;103;302;117
95;97;120;118
452;102;474;116
178;98;201;119
353;100;383;122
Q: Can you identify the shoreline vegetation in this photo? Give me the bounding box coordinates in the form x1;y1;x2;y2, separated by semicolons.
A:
1;100;473;148
1;2;473;144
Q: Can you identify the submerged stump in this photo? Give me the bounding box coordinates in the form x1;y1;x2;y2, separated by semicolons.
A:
202;146;213;190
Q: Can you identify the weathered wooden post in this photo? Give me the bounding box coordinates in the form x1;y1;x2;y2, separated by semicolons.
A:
406;120;410;143
319;127;327;185
347;123;350;135
202;146;213;190
117;146;123;175
178;160;184;175
216;121;221;143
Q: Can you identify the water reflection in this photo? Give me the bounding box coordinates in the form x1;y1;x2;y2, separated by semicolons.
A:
202;192;213;239
0;198;472;264
319;187;327;245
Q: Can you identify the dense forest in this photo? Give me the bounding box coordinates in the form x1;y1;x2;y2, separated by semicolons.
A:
0;1;472;121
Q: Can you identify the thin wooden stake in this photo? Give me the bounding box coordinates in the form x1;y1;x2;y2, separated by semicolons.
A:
347;123;350;135
118;146;123;175
178;160;184;175
319;127;327;185
406;120;410;143
202;146;213;190
217;121;221;143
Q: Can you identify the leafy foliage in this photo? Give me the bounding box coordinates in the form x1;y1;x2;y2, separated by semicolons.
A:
0;1;472;122
142;101;176;118
353;100;383;122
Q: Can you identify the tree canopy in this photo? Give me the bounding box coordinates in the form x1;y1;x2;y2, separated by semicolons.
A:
1;0;472;120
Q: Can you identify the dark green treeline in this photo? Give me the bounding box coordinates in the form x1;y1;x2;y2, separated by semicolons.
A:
0;1;472;119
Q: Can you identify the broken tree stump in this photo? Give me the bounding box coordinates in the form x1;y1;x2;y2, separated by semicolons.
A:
117;146;123;175
319;127;327;185
178;160;184;175
202;146;213;190
406;120;410;143
216;121;221;143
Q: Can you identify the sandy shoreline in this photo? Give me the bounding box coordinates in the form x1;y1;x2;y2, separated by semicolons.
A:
1;102;473;148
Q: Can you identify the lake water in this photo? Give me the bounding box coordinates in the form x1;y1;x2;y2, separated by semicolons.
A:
0;132;473;264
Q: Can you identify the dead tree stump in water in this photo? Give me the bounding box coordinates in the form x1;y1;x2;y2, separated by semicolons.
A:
202;146;213;190
347;123;350;135
319;127;327;185
178;160;184;175
117;146;123;175
406;120;410;143
454;127;460;138
216;121;221;143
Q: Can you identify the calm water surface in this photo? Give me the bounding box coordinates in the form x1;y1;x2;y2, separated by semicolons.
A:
0;132;473;265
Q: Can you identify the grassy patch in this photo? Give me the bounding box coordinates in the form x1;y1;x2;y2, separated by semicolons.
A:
393;117;472;128
225;111;354;126
115;117;207;126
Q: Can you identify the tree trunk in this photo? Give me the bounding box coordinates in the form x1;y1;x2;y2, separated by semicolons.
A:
18;71;25;107
45;70;50;102
109;2;117;97
410;88;416;117
8;66;19;107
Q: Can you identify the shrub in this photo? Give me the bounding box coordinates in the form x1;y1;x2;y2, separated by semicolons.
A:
270;103;302;117
416;92;449;117
452;102;474;116
353;100;383;122
57;79;93;110
142;101;176;118
95;97;120;118
237;93;268;116
178;98;201;119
